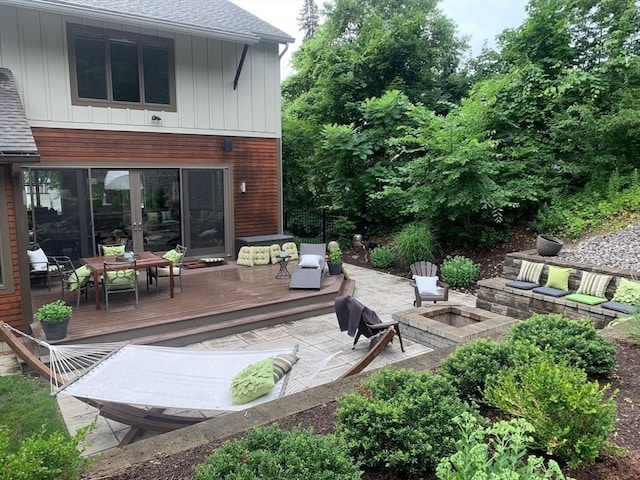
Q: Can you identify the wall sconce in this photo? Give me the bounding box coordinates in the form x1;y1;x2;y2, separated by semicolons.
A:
151;115;162;122
223;139;233;152
240;182;246;193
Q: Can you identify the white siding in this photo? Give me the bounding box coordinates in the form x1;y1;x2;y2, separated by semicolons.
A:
0;5;282;137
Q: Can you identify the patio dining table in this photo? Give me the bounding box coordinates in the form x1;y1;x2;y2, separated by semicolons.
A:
80;251;174;310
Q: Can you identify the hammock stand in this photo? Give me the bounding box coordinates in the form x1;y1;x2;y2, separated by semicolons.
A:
0;322;303;444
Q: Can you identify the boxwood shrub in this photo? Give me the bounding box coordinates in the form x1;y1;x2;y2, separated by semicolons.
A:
191;424;361;480
336;367;475;477
507;313;617;376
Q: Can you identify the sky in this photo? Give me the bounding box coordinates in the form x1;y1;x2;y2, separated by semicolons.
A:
231;0;530;78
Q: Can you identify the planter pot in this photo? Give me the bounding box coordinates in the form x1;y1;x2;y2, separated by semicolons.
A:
327;262;343;275
536;234;564;256
40;318;70;341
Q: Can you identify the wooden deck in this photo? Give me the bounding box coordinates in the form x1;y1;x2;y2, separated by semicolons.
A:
30;262;354;346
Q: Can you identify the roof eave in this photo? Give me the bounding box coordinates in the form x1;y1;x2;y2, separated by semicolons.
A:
0;0;291;44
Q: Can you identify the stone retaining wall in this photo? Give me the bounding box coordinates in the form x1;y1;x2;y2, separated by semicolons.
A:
476;251;636;328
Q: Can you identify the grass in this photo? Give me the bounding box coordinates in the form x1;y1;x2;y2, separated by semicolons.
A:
0;373;68;452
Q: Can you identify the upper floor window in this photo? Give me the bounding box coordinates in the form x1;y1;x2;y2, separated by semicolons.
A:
67;24;175;110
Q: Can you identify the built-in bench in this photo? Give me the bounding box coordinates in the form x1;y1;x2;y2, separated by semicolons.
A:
235;234;294;257
476;250;638;328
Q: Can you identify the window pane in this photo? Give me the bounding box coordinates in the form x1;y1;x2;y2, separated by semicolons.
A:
75;34;107;100
110;39;140;102
143;44;171;105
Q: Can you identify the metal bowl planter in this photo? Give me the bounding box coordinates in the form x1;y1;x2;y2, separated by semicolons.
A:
536;234;564;256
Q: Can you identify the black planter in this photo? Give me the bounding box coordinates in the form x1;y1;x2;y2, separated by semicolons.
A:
327;262;343;275
536;234;563;256
41;318;70;341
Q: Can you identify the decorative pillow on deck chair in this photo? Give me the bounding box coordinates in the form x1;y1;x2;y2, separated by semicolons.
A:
413;275;438;296
297;254;323;269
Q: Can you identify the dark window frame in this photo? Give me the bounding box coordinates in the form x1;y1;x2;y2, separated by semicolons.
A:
67;24;176;111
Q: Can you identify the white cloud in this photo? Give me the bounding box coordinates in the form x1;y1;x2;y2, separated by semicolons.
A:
231;0;529;78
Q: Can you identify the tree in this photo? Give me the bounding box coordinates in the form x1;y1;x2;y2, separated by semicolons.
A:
297;0;319;39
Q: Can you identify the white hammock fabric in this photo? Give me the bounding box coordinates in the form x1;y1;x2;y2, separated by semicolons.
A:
56;344;297;411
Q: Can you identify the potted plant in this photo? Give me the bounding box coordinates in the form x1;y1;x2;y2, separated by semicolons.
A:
34;300;72;341
327;246;343;275
109;228;124;243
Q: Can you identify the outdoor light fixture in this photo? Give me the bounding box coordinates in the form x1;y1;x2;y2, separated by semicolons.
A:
223;139;233;152
151;115;162;121
240;182;246;193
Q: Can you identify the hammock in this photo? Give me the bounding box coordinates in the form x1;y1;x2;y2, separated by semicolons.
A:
1;322;334;412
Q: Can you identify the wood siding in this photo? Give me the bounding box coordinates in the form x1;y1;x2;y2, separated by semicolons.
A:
0;166;24;329
0;5;282;136
31;128;280;238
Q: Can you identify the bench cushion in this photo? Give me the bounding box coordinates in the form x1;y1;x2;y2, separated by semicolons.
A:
532;286;571;297
505;280;540;290
601;301;640;314
565;293;608;305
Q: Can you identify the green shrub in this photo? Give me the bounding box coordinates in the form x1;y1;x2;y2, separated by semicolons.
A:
607;312;640;343
439;339;542;402
336;367;475;476
484;357;617;468
191;424;360;480
369;246;395;269
436;412;571;480
392;223;437;266
440;255;479;288
0;423;93;480
507;313;618;376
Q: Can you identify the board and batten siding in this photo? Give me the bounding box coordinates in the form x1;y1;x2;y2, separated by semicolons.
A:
0;4;282;137
31;128;280;238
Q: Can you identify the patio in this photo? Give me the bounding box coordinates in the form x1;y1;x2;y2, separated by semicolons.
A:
30;260;353;346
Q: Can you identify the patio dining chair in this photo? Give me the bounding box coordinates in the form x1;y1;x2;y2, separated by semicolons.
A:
103;260;138;311
27;242;60;291
147;244;187;293
54;257;94;308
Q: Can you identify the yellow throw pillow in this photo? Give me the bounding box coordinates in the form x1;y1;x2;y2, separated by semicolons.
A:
102;245;126;256
545;266;571;291
230;357;275;405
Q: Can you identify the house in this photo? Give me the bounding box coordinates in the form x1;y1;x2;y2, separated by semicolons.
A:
0;0;294;330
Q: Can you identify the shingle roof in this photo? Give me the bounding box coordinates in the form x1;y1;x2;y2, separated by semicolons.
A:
0;68;38;155
8;0;294;44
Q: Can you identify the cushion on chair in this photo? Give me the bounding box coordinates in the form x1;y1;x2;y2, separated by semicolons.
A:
532;286;571;297
505;280;540;290
516;260;544;284
601;301;640;314
545;265;571;291
282;242;299;260
27;248;49;270
69;265;93;292
575;271;612;298
298;254;323;269
413;275;438;296
565;293;607;305
251;246;271;266
162;249;184;264
156;266;181;277
272;353;299;382
236;246;254;267
105;269;136;288
102;245;126;256
230;357;275;405
612;278;640;306
269;244;282;264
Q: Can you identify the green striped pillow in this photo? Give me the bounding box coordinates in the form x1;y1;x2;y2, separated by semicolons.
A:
516;260;544;284
272;353;299;383
576;271;612;298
